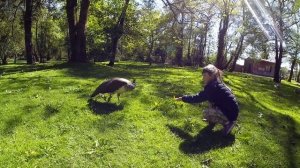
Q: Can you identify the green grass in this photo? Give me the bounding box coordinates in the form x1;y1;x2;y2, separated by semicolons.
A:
0;62;299;167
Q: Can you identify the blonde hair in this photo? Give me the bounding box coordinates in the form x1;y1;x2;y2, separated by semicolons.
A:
202;64;223;81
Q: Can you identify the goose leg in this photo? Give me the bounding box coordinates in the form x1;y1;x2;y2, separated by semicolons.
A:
107;94;112;103
117;93;120;103
100;94;106;101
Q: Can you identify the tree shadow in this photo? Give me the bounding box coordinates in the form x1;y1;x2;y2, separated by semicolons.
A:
266;114;300;168
87;99;124;115
228;82;300;167
3;116;23;135
44;104;60;119
167;125;235;154
0;62;68;76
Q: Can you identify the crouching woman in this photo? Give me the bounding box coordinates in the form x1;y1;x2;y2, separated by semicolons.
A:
176;64;239;135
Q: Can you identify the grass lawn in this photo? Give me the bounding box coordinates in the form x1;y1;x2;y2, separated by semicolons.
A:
0;62;299;167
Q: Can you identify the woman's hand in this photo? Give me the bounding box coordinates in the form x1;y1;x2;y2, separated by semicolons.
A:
175;97;182;101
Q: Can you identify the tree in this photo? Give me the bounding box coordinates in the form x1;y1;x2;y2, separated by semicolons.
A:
286;17;300;82
66;0;90;63
107;0;130;66
24;0;34;64
193;2;216;67
0;0;24;65
140;0;161;65
162;0;188;67
215;0;236;69
228;3;250;72
297;65;300;82
266;0;296;83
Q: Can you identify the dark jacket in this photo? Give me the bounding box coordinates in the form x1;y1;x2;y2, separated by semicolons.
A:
182;79;239;121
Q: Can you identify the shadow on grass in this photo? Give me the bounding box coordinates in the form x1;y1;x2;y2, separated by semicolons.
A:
44;104;60;119
167;125;235;154
0;62;68;76
229;83;300;167
266;114;300;168
3;116;22;135
88;99;123;115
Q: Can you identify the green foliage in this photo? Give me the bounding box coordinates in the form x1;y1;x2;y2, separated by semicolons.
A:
33;4;66;61
295;0;300;10
0;62;299;167
87;0;142;61
0;2;24;64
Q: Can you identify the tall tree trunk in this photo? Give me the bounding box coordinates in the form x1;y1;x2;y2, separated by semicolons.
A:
297;68;300;83
77;0;90;62
186;18;194;66
108;0;130;66
175;13;184;67
66;0;77;62
40;25;46;62
176;45;183;66
215;14;229;70
273;0;284;84
261;41;269;59
288;58;297;82
2;57;8;65
66;0;90;63
147;31;154;65
14;54;17;64
224;54;234;70
192;34;197;66
12;1;21;64
273;37;283;83
229;35;245;72
35;20;41;62
197;36;204;66
206;36;211;64
24;0;34;64
198;27;208;67
186;37;191;66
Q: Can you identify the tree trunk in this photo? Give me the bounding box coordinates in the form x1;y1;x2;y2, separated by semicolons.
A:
2;57;8;65
206;36;211;64
192;34;197;66
66;0;90;63
288;58;297;82
66;0;77;62
215;15;229;70
24;0;34;64
35;21;41;63
186;18;193;66
77;0;90;62
175;13;184;67
273;37;283;83
229;35;245;72
176;45;183;66
147;31;154;65
273;0;285;84
186;33;192;66
39;25;46;63
14;54;17;64
198;28;208;67
297;69;300;82
224;54;234;70
108;0;130;66
261;41;268;59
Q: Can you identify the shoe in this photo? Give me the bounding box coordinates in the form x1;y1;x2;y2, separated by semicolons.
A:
223;121;235;135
